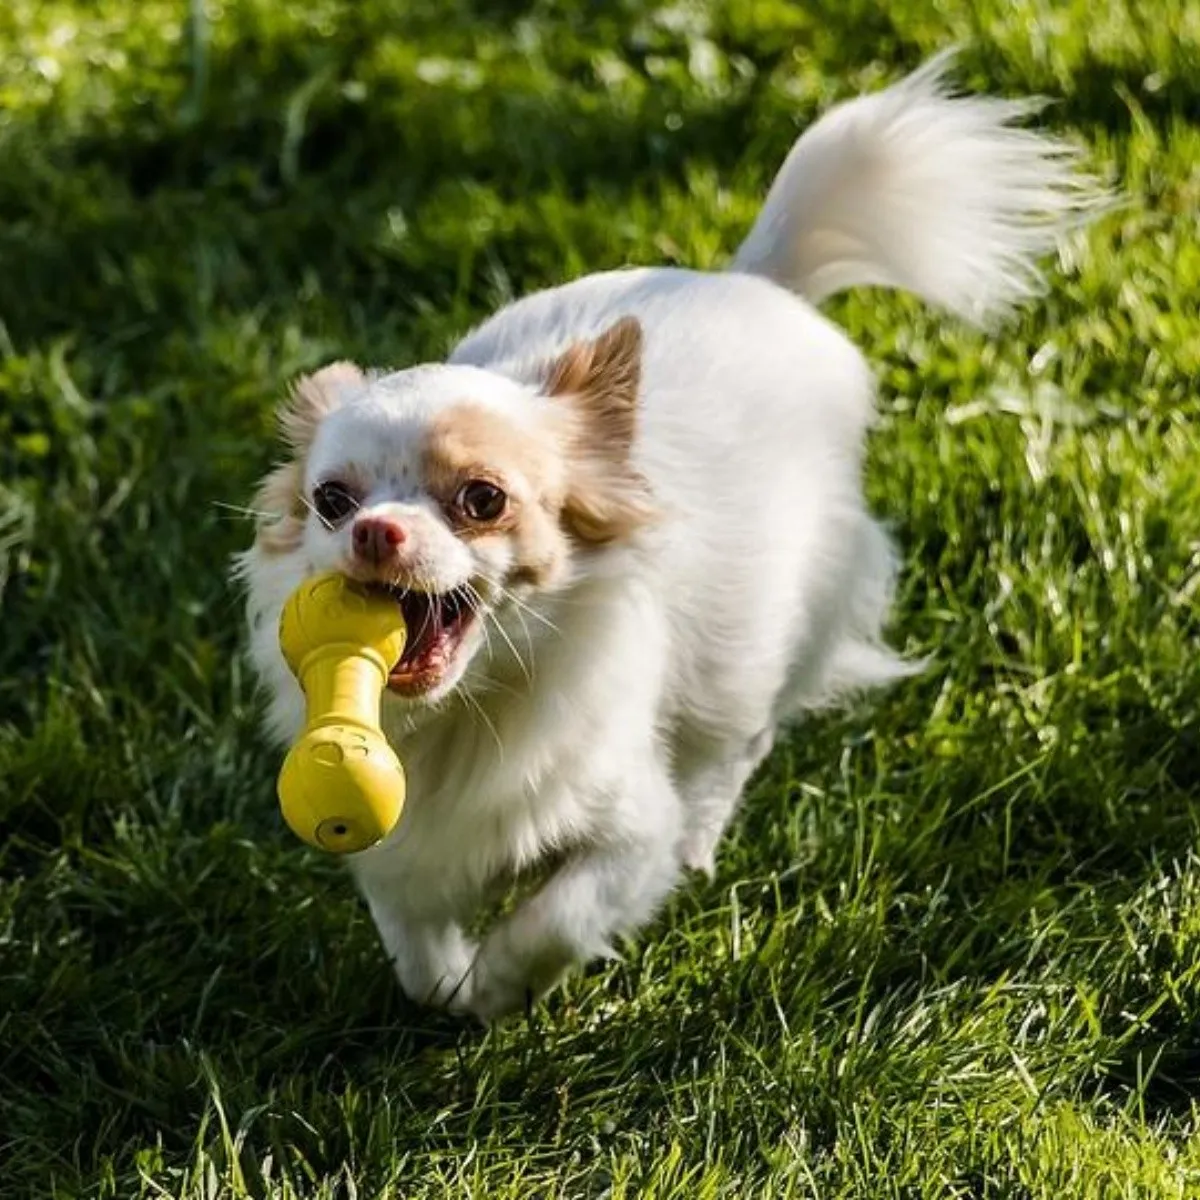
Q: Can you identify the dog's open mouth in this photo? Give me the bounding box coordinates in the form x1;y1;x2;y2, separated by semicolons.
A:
380;585;476;695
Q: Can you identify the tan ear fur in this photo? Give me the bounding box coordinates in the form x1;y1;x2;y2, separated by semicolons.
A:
544;317;657;544
251;459;306;555
252;362;364;556
278;361;365;450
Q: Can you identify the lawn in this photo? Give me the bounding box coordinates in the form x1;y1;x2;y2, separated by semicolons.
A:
2;0;1200;1196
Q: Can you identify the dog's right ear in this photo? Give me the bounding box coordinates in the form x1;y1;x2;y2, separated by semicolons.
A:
278;362;365;450
252;363;365;555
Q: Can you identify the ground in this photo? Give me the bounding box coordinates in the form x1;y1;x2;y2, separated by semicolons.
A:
2;1;1200;1196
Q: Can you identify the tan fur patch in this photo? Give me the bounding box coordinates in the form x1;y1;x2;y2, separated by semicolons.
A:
251;459;306;554
544;316;641;450
425;404;569;587
252;362;365;556
543;317;658;544
279;361;365;450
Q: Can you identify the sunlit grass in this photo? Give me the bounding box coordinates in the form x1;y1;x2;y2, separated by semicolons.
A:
2;2;1199;1195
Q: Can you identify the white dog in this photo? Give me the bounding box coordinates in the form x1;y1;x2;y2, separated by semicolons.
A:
238;55;1099;1021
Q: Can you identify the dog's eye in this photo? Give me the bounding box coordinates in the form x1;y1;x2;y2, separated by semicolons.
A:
457;480;507;522
312;481;358;525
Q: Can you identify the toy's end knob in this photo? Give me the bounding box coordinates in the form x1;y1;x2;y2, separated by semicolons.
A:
314;815;380;855
278;726;406;856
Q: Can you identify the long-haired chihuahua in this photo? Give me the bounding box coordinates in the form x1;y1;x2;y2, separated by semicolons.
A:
237;55;1101;1021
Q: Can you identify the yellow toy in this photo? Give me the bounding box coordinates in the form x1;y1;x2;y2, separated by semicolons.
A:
277;571;407;854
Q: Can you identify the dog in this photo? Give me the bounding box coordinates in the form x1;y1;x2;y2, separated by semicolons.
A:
237;54;1101;1022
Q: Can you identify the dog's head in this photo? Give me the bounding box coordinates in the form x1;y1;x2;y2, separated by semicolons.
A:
247;317;655;705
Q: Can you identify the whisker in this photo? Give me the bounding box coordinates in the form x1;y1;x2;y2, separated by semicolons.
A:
462;583;494;662
485;608;533;686
212;500;276;521
461;581;502;676
459;688;504;757
463;577;531;684
508;600;534;664
388;571;434;651
482;579;536;657
413;599;435;648
479;574;561;635
296;492;333;531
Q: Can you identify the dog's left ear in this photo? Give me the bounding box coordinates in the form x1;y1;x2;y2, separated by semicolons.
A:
543;317;657;543
252;362;366;555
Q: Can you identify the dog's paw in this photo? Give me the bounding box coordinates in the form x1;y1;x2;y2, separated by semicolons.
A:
450;973;529;1025
445;946;536;1024
678;832;718;880
449;925;578;1023
383;924;478;1012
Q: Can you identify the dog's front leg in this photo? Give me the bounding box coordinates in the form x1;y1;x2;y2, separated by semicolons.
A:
455;753;683;1023
352;852;478;1010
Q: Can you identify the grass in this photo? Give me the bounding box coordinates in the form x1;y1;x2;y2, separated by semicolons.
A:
2;0;1200;1195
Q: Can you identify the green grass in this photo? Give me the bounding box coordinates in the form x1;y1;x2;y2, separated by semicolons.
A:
2;0;1200;1195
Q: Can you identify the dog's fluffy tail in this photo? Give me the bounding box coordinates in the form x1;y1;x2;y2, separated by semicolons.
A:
730;53;1105;324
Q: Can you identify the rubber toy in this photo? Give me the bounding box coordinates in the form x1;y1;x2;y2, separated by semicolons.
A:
277;571;407;854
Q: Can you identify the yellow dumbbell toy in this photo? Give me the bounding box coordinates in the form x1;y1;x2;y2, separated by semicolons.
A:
277;571;407;854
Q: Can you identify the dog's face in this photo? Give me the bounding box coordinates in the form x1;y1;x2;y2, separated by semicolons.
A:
248;318;654;705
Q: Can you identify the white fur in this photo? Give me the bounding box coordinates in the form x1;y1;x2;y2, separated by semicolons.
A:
731;50;1099;321
238;56;1101;1020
